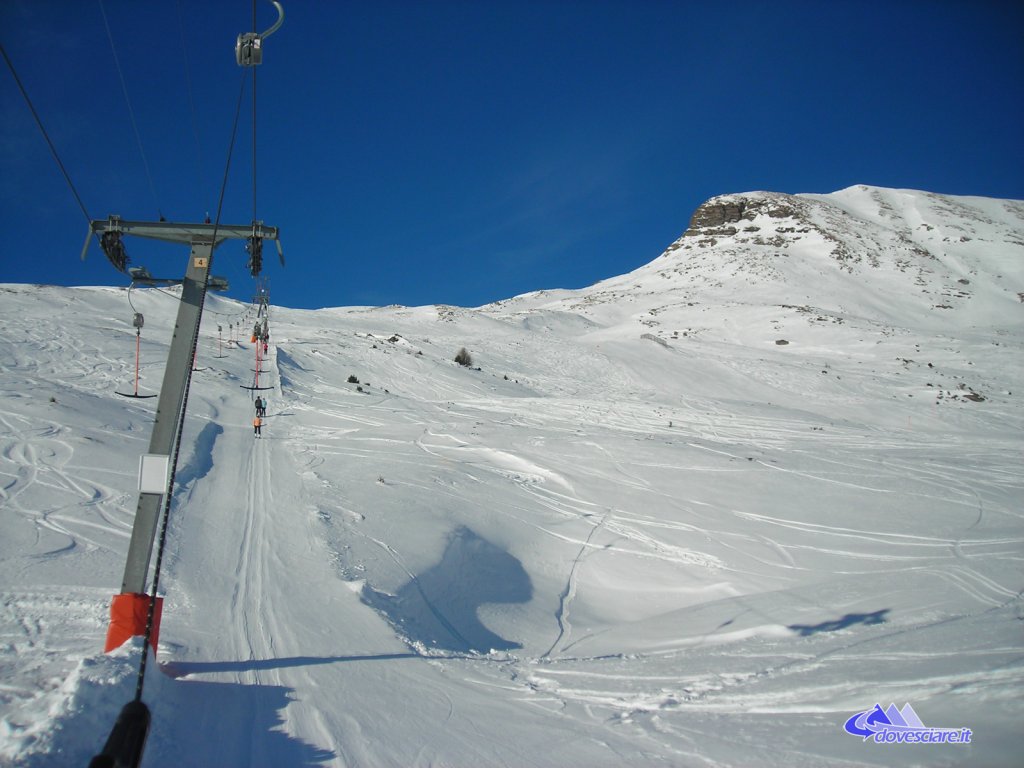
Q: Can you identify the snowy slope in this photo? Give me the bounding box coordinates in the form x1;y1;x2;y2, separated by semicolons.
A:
1;186;1023;767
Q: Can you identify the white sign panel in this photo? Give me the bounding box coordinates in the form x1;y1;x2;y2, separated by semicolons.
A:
139;454;170;495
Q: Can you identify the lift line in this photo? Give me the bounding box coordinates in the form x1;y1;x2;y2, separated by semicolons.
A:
90;6;285;767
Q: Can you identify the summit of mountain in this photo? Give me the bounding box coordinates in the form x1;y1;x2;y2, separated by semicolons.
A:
485;185;1024;344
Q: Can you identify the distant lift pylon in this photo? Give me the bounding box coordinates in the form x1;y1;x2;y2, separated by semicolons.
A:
243;288;273;391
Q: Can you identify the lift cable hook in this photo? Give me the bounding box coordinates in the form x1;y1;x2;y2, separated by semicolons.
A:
236;1;284;67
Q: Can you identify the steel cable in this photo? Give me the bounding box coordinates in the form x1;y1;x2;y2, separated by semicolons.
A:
176;0;208;207
1;41;93;225
99;0;165;221
134;70;250;702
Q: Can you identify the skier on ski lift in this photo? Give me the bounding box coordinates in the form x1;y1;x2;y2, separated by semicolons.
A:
254;396;264;417
253;414;262;438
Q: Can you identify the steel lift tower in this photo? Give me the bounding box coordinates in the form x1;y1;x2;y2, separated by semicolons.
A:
91;216;282;652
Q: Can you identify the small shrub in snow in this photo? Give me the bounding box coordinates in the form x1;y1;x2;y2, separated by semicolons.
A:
455;348;473;367
348;375;359;384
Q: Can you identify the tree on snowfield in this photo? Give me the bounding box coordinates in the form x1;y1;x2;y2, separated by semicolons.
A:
455;348;473;367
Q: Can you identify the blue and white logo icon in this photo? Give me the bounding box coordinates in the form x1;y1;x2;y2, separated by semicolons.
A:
844;703;972;744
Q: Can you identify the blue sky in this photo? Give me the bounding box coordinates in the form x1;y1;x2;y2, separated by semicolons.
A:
2;0;1022;310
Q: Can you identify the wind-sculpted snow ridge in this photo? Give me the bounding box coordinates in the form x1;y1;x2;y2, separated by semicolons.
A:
1;185;1023;766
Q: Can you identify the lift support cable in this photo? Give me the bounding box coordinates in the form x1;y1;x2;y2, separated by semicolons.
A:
137;63;250;698
92;6;285;764
175;0;209;206
90;67;257;768
99;0;165;221
0;41;93;226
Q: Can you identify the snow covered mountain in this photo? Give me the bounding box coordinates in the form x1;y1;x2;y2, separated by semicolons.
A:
495;184;1024;334
1;186;1022;766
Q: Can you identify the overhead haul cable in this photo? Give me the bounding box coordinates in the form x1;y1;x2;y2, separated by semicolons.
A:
176;0;208;204
1;41;93;225
90;68;255;768
132;68;251;704
99;0;165;221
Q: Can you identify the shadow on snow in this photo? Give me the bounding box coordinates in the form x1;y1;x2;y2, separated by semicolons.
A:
162;648;516;679
174;421;222;489
147;677;336;766
363;526;533;653
788;608;890;637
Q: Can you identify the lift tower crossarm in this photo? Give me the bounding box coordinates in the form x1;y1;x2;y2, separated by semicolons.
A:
91;216;279;247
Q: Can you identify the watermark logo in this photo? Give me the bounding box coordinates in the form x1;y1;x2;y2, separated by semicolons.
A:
843;703;972;745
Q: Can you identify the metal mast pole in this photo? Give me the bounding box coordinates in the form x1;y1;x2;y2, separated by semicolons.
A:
89;217;280;652
120;235;213;594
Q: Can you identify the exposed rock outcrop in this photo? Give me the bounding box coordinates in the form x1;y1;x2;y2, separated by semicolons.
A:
685;194;798;236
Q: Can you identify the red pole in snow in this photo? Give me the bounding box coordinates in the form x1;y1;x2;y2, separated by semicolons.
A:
134;330;141;396
254;335;261;389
